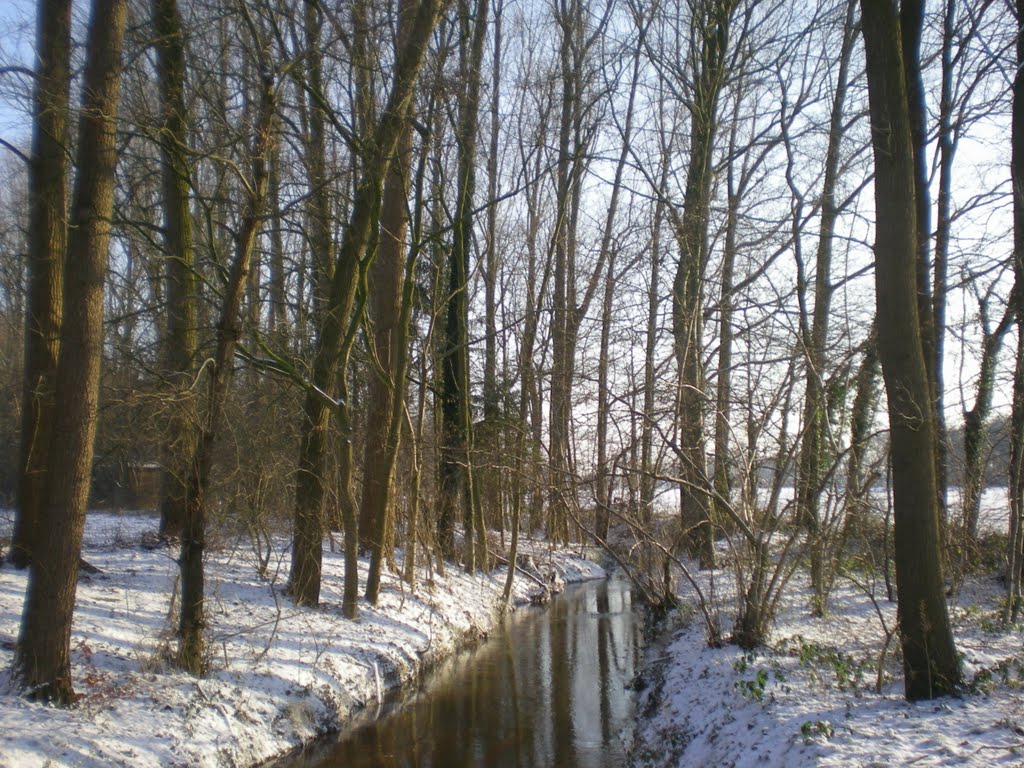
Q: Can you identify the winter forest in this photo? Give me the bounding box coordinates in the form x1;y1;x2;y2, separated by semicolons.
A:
0;0;1022;764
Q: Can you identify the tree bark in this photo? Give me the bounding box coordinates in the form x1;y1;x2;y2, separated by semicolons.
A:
672;0;733;568
291;0;447;610
478;0;505;551
901;0;948;530
796;0;855;615
289;0;339;607
641;183;666;530
860;0;962;699
962;304;1013;543
842;327;881;541
440;0;488;571
16;0;128;703
154;0;199;543
176;52;276;674
12;0;72;569
364;0;417;603
594;15;643;541
1005;0;1024;623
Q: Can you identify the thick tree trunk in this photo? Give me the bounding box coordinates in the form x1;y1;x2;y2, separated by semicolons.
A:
901;0;948;530
548;1;582;547
440;0;488;572
16;0;127;703
1005;0;1024;623
860;0;962;699
289;0;338;607
154;0;199;543
12;0;72;569
1008;324;1024;622
363;0;416;604
673;0;732;568
478;0;505;549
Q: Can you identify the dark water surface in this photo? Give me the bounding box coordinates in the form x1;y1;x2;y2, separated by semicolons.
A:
291;575;645;768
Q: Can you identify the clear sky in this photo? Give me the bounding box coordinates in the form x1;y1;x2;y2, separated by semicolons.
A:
0;0;38;151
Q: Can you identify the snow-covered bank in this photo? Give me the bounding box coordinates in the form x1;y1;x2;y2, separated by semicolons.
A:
632;564;1024;767
0;512;604;767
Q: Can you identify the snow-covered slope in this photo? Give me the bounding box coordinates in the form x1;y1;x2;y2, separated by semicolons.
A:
0;512;603;767
633;563;1024;767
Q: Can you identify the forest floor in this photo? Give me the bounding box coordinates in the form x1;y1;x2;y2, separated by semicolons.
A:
0;511;603;767
631;491;1024;767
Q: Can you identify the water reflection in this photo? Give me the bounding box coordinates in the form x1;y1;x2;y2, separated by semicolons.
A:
295;575;644;768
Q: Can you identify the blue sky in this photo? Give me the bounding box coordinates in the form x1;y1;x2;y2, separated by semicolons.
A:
0;0;39;149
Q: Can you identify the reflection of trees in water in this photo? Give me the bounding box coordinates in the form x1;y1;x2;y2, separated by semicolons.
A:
304;579;643;768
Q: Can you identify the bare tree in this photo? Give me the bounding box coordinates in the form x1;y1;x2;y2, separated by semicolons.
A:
439;0;489;570
154;0;199;543
11;0;72;568
794;0;857;615
16;0;128;703
860;0;962;699
671;0;737;567
547;0;612;544
595;5;646;542
176;15;277;673
290;0;448;611
1005;0;1024;623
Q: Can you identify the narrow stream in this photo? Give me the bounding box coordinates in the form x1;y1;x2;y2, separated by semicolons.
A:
288;574;645;767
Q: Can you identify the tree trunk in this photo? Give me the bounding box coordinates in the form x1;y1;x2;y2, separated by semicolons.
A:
594;16;643;541
962;306;1012;543
1005;0;1024;623
673;0;732;568
641;183;666;530
12;0;72;569
595;249;615;542
901;0;947;531
402;132;437;586
289;0;339;607
176;57;276;675
16;0;127;703
934;0;956;533
713;143;738;520
364;0;417;604
155;0;199;543
522;121;550;536
478;0;505;551
440;0;488;572
548;0;583;547
842;327;880;542
796;0;855;615
860;0;962;699
267;147;288;341
291;0;446;610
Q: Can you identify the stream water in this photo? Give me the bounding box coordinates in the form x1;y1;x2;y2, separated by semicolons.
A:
287;574;646;767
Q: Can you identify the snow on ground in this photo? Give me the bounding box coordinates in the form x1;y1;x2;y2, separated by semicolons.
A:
0;510;604;768
632;542;1024;766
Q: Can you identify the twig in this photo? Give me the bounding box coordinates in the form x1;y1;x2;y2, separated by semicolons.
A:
490;552;548;590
